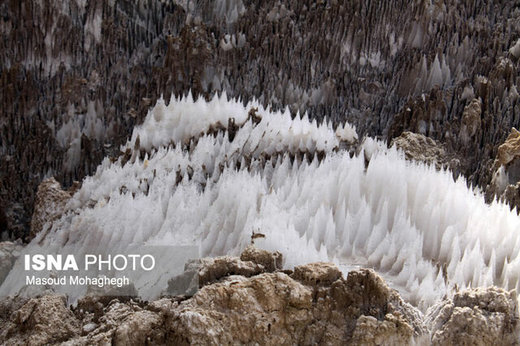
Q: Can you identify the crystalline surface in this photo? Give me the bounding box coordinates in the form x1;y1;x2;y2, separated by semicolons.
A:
3;95;520;310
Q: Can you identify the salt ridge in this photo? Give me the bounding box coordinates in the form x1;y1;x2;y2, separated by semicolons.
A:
2;94;519;310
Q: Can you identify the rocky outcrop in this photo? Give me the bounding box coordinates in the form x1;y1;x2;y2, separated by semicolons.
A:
239;244;283;272
291;261;342;286
459;98;483;146
165;245;284;296
487;128;520;210
29;177;77;242
1;247;519;345
502;184;520;212
195;255;267;287
0;295;28;330
427;287;519;346
391;131;460;174
0;295;80;345
70;299;165;345
168;265;421;345
495;128;520;172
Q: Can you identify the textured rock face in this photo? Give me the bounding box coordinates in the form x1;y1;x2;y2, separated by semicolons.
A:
0;295;80;345
0;248;428;345
2;0;520;239
165;246;281;295
240;244;283;272
70;299;166;345
29;177;74;241
349;314;416;345
459;98;482;146
391;131;460;174
487;128;520;210
168;272;316;345
1;248;519;345
496;128;520;172
428;287;520;346
291;261;342;286
503;184;520;212
195;255;267;287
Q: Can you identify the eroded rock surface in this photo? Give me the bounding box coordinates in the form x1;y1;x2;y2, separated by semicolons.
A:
165;245;283;296
487;128;520;210
427;287;520;346
1;249;518;345
495;128;520;175
0;295;80;345
29;177;75;241
240;244;283;272
391;131;460;174
0;248;427;345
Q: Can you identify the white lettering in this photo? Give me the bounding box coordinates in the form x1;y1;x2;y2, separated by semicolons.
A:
141;255;155;271
85;255;97;270
32;254;45;271
98;255;111;270
24;254;30;270
112;255;127;270
47;254;61;270
63;255;79;271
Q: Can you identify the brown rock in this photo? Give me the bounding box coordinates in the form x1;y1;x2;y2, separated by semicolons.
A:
165;249;277;296
0;295;80;345
292;262;342;286
167;272;314;345
350;314;415;345
168;265;425;345
240;245;283;272
8;255;518;345
391;131;460;172
503;183;520;211
71;298;170;345
197;255;266;287
428;287;520;346
0;296;28;329
496;128;520;168
487;128;520;210
29;178;72;241
113;310;166;345
459;98;482;145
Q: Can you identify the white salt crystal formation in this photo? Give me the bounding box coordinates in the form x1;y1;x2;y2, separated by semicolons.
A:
2;95;520;312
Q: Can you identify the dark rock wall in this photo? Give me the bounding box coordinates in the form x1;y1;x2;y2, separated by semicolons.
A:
1;0;520;239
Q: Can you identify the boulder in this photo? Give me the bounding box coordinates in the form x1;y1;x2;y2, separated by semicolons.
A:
240;245;283;272
292;262;342;286
0;295;80;345
166;245;282;295
391;131;460;174
29;178;73;241
496;128;520;169
428;287;520;346
459;98;482;145
487;128;520;210
167;266;425;345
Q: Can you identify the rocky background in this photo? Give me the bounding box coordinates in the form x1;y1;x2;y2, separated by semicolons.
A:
2;0;520;240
